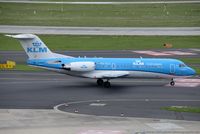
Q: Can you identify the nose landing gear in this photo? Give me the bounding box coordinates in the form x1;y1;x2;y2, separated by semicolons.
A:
96;79;111;88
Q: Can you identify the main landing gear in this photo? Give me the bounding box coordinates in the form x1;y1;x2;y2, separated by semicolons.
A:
97;79;111;88
170;78;175;86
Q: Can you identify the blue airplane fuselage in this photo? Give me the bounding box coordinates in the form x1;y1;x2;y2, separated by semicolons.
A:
27;57;195;77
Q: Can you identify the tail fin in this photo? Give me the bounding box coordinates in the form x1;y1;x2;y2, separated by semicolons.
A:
6;34;55;59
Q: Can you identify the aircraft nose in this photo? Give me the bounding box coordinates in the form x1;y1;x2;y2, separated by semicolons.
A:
189;67;196;75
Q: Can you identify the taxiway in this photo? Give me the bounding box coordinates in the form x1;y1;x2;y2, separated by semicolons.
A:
0;71;200;121
0;25;200;35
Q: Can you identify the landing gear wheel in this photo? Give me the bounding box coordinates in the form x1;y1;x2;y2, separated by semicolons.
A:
97;79;104;86
104;81;111;88
170;80;175;86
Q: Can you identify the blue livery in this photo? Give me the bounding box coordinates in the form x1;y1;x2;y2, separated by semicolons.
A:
6;34;196;87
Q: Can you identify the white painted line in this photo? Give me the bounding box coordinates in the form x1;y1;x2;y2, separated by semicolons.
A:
0;81;68;85
0;78;66;81
54;99;200;110
132;51;172;56
0;1;200;4
0;72;64;76
90;103;106;106
166;83;200;87
165;78;200;87
190;48;200;52
174;83;200;87
133;50;197;56
146;123;184;130
79;130;122;134
164;51;197;55
175;78;200;83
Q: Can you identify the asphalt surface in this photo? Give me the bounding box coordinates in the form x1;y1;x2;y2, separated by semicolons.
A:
0;71;200;121
1;49;200;64
1;25;200;35
0;50;200;121
1;0;200;4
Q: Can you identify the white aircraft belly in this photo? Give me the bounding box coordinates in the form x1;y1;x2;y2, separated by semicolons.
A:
80;70;181;79
30;65;180;79
64;70;174;79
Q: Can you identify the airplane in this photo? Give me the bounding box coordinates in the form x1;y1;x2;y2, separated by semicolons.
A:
6;34;196;88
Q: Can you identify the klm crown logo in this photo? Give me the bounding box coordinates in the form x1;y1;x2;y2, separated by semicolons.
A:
133;60;144;65
32;41;42;47
27;41;47;53
81;65;88;69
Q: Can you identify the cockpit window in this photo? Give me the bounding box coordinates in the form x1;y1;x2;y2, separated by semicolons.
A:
179;64;186;68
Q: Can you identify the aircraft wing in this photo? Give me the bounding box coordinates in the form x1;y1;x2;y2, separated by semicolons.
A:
90;71;130;79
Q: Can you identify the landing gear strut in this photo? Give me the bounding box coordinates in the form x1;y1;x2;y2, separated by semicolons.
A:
96;79;111;88
170;78;175;86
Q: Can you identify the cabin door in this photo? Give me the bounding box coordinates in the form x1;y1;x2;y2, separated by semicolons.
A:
170;64;175;74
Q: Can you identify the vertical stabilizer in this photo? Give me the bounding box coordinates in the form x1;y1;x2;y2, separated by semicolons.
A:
6;34;55;59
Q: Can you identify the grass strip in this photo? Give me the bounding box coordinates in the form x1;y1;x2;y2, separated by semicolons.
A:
1;34;200;51
190;66;200;75
179;58;200;75
14;64;44;71
0;3;199;27
179;58;200;64
161;106;200;113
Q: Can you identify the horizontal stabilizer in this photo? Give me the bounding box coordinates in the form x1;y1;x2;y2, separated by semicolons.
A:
5;34;35;39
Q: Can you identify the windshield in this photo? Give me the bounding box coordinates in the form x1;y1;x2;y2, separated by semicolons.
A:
179;63;186;68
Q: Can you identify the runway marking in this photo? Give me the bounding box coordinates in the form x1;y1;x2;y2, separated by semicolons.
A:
169;83;200;87
54;99;200;117
54;99;200;110
79;130;122;134
0;72;64;76
0;77;166;83
164;51;197;56
0;81;68;85
175;78;200;83
1;79;199;87
54;98;200;119
1;1;200;4
166;78;200;87
0;79;166;85
0;78;68;81
190;48;200;52
90;103;106;107
133;50;197;56
132;51;172;56
1;72;199;87
146;123;183;130
67;99;200;104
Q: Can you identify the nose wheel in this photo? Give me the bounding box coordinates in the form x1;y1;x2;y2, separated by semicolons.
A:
96;79;111;88
170;79;175;86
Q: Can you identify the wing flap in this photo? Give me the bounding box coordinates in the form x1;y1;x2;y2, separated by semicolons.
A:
94;71;129;79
